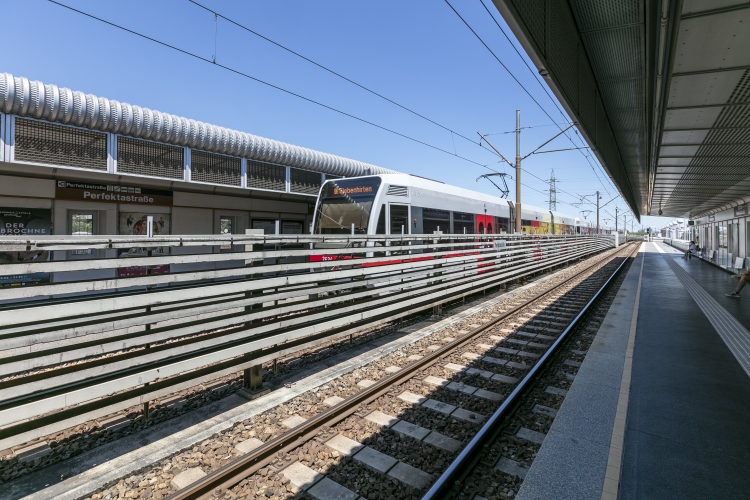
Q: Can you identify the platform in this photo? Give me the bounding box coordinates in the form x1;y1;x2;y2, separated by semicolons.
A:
516;241;750;500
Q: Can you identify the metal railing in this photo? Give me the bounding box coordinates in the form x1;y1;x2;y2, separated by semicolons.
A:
0;233;614;450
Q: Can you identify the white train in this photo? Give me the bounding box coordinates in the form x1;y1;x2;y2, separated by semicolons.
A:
312;174;581;237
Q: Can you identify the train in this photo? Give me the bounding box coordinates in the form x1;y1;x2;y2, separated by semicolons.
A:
312;173;581;237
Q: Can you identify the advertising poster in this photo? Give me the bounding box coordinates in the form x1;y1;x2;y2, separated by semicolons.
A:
117;213;171;277
0;208;52;286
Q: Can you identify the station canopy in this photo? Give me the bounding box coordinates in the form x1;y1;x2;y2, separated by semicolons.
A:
492;0;750;220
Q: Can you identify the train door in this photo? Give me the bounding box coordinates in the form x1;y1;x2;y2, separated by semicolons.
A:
388;203;410;256
475;214;493;235
388;204;410;235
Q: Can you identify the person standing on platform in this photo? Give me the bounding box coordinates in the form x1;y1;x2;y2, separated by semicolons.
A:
726;269;750;297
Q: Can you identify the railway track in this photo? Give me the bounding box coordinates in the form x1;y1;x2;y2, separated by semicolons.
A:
155;242;638;500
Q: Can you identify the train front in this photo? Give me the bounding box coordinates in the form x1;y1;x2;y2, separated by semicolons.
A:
311;176;382;262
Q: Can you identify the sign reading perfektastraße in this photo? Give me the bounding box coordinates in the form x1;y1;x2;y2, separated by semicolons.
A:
56;180;173;206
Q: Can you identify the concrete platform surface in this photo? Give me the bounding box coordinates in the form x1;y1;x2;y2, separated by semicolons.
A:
516;242;750;500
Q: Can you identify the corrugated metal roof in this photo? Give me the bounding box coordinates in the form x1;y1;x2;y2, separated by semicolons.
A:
0;72;398;178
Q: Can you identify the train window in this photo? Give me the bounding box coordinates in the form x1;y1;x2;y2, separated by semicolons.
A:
423;208;449;234
313;177;381;234
252;219;276;235
281;221;303;234
487;222;493;234
375;205;386;234
453;211;474;235
390;205;409;234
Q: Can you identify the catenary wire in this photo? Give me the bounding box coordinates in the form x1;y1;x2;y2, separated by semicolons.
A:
187;0;506;161
47;0;501;170
469;0;613;196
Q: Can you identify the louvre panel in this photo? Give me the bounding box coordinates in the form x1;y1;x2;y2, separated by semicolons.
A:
191;150;241;186
14;118;107;171
578;62;598;136
117;137;184;179
386;185;408;197
290;168;322;195
510;0;545;56
247;160;286;191
548;1;580;112
570;0;639;33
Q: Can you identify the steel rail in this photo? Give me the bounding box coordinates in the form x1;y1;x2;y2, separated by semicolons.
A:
0;243;609;448
422;242;640;499
166;243;637;500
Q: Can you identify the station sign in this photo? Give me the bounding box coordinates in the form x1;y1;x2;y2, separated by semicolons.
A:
734;205;748;217
56;181;173;206
708;215;715;222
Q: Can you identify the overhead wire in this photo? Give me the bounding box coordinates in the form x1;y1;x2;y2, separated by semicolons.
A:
47;0;499;171
187;0;507;162
472;0;614;196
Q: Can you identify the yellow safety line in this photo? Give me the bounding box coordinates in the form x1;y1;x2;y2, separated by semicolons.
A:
601;242;644;499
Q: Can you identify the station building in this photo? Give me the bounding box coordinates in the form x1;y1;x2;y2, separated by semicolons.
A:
0;72;395;243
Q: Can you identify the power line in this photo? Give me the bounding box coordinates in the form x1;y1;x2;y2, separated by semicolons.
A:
187;0;504;161
48;0;498;170
470;0;614;196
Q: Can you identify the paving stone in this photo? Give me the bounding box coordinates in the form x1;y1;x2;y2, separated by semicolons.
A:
14;441;51;463
308;477;359;500
365;410;399;428
388;461;433;489
481;355;507;366
281;415;307;429
517;350;541;359
408;355;424;361
423;375;450;387
450;407;486;424
281;461;323;491
385;366;401;373
506;361;530;370
532;404;558;418
528;341;551;348
563;359;582;367
557;370;576;381
461;352;483;360
536;333;556;340
354;446;398;473
466;367;495;379
447;381;477;395
422;399;456;415
391;420;431;440
171;467;207;490
444;362;467;373
357;379;376;388
545;386;569;397
473;388;504;401
96;414;130;432
491;373;519;384
496;457;529;479
235;437;264;455
323;396;345;407
495;346;519;355
326;434;364;456
423;431;462;452
399;391;427;405
516;427;546;445
158;394;187;409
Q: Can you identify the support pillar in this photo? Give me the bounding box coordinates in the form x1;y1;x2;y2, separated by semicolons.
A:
239;362;270;400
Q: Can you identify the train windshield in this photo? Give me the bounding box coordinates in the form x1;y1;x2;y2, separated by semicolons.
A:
314;177;381;234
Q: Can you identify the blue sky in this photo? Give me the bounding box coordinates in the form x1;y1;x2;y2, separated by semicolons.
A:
3;0;669;230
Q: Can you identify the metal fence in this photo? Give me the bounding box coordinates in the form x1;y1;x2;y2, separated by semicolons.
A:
0;233;614;450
